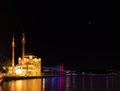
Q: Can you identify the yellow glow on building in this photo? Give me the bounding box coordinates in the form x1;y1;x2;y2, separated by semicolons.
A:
8;55;42;76
15;69;22;74
7;33;42;77
18;57;21;61
29;55;33;59
16;55;41;76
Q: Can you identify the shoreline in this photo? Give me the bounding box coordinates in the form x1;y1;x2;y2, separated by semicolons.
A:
3;75;56;81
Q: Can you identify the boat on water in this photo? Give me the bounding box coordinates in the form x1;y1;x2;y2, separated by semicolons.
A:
0;73;3;85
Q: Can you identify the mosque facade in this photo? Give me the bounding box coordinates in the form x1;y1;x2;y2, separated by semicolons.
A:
7;33;41;76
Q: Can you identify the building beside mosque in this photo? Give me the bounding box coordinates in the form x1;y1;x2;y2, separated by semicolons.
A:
7;33;41;76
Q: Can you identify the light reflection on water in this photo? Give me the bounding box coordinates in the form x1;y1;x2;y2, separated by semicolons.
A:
1;74;120;91
2;78;44;91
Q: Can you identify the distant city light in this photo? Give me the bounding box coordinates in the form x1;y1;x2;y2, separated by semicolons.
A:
89;21;91;24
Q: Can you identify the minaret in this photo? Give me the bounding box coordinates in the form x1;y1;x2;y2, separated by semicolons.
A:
22;33;25;63
12;33;15;66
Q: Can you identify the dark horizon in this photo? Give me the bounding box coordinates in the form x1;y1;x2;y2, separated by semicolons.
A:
1;1;120;71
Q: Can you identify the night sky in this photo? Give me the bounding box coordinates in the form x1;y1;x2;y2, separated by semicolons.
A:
0;1;120;71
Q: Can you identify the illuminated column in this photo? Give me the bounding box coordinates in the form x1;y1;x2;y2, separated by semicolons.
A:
22;33;25;63
12;34;15;66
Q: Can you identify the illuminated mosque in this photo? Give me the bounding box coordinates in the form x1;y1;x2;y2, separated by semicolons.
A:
7;33;41;76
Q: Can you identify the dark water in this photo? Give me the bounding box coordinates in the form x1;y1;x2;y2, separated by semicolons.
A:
1;74;120;91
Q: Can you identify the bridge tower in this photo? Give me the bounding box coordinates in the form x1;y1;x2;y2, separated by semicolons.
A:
60;64;64;75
